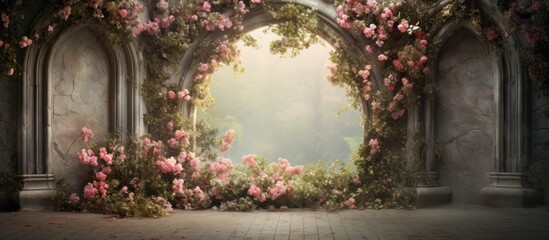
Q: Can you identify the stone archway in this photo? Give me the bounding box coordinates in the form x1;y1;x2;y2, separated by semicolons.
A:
176;0;378;120
434;27;496;204
416;2;543;206
18;24;145;210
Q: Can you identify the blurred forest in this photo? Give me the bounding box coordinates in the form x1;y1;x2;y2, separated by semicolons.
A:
198;27;363;165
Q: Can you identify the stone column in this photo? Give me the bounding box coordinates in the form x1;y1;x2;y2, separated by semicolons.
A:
480;41;543;207
18;58;56;210
411;102;451;207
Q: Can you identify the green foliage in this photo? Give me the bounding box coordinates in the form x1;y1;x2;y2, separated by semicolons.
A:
265;3;322;57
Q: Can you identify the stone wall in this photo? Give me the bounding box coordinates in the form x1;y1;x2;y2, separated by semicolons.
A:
0;74;18;181
530;88;549;164
49;27;110;193
435;29;495;204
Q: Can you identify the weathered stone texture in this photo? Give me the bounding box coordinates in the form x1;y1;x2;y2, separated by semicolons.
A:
436;29;495;204
49;28;110;193
530;86;549;164
0;77;18;178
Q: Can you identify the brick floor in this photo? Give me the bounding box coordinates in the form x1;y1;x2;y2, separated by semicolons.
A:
0;205;548;240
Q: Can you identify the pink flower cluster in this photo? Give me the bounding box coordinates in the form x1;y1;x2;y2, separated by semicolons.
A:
69;193;80;205
368;138;380;158
172;178;185;194
156;156;183;174
343;197;356;208
167;89;191;101
242;154;257;167
99;147;114;165
267;181;287;201
336;0;404;50
210;157;233;184
2;12;10;28
199;13;233;32
78;149;99;166
359;65;373;100
247;184;261;198
177;151;201;171
81;127;93;143
219;129;235;153
278;158;303;176
18;36;32;48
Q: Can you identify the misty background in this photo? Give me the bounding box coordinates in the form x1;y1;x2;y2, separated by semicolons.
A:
198;26;363;165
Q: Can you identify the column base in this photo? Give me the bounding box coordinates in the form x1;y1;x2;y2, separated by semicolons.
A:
17;174;56;211
480;172;543;207
414;186;452;208
412;172;452;207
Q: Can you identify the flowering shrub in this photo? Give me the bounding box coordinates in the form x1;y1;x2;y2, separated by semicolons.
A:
53;125;367;216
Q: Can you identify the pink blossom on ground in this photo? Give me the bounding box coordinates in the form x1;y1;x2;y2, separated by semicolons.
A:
120;186;128;193
251;0;261;3
167;121;174;131
69;193;79;204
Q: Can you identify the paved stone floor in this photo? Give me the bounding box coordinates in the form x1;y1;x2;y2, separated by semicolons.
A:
0;205;548;240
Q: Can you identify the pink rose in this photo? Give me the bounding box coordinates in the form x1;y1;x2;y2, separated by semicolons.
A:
118;9;128;18
397;20;409;33
96;172;107;181
120;186;128;193
203;1;211;12
251;0;261;3
69;193;80;204
377;54;388;61
167;121;174;130
167;90;176;99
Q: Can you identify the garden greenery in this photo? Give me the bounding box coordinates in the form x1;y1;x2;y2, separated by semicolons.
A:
1;0;548;216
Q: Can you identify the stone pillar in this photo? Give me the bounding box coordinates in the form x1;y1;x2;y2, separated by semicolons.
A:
479;28;543;207
17;43;57;210
411;102;451;207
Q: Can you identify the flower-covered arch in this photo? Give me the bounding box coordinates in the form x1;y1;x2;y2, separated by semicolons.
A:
1;0;544;213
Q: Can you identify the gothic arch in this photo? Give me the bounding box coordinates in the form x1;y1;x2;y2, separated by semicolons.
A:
415;1;542;206
18;23;145;209
176;0;377;120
